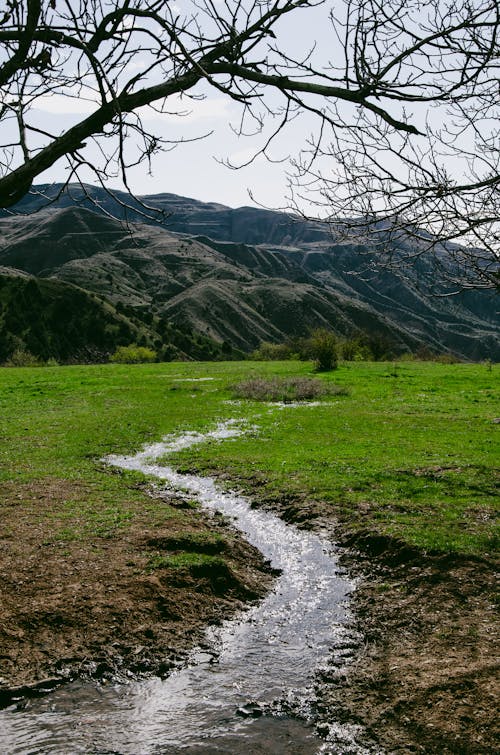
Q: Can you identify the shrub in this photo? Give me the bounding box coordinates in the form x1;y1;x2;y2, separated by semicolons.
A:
308;328;338;371
232;376;348;402
339;339;359;361
250;342;296;361
435;353;459;364
4;348;41;367
110;344;157;364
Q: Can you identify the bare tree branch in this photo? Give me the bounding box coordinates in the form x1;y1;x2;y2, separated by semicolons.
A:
0;0;497;288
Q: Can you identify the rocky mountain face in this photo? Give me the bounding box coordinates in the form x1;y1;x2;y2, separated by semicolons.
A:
0;184;498;362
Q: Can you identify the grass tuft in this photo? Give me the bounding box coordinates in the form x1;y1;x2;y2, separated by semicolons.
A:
147;552;225;571
232;376;348;402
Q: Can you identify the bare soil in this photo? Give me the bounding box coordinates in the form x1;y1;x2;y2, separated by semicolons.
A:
0;479;274;705
322;538;499;754
0;478;498;754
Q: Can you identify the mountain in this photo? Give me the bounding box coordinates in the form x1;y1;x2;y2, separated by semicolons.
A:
0;184;498;363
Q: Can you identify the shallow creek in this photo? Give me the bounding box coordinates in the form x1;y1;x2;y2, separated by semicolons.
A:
0;420;374;754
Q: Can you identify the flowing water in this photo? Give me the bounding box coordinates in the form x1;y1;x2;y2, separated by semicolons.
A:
0;420;374;754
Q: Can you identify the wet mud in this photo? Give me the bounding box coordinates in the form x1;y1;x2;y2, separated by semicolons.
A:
222;482;499;754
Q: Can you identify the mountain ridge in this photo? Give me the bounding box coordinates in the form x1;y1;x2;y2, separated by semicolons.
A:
0;185;498;362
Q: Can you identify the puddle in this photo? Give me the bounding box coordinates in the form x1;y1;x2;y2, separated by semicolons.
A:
168;377;217;382
265;401;326;409
223;400;337;410
0;421;375;754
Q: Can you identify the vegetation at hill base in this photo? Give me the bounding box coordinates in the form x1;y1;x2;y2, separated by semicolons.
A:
1;196;498;366
2;269;486;368
110;344;157;364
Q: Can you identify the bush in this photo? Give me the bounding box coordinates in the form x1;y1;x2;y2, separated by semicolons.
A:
110;344;157;364
339;339;359;361
250;342;296;361
232;376;348;402
435;353;459;364
309;329;338;371
4;348;41;367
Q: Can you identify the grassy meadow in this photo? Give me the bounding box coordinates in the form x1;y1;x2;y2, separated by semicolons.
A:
0;359;498;557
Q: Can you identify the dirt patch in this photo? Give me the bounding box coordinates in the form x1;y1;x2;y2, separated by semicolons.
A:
315;538;499;755
0;479;274;705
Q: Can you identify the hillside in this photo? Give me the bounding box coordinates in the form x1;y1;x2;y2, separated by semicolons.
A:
0;270;236;364
0;184;498;362
0;273;144;363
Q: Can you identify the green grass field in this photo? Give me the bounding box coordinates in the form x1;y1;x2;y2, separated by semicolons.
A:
0;360;498;556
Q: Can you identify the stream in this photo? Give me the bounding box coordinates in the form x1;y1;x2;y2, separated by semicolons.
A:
0;420;374;754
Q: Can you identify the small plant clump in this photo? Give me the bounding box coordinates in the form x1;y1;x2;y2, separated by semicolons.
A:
250;331;338;369
250;342;299;361
2;349;60;368
147;552;225;571
232;376;348;402
110;344;157;364
4;347;42;367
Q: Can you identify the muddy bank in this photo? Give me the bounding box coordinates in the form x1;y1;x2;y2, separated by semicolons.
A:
232;484;499;754
0;480;274;704
1;470;497;754
319;540;499;754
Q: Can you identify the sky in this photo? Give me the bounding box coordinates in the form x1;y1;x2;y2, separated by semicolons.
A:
23;0;338;212
35;92;302;210
4;0;493;233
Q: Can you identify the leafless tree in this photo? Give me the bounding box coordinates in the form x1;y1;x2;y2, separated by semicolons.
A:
283;0;499;290
0;0;498;288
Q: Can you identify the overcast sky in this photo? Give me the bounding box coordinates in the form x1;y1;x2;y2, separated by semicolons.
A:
28;1;336;212
34;91;302;209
